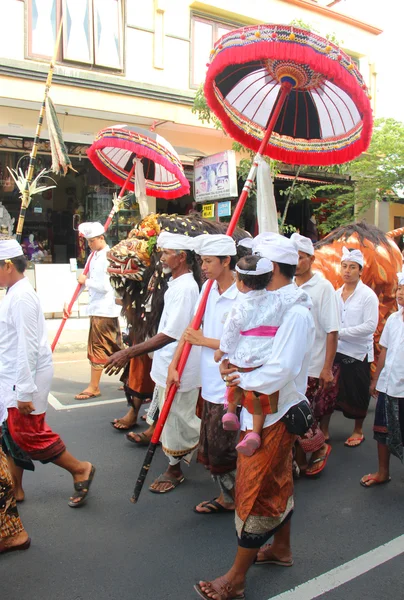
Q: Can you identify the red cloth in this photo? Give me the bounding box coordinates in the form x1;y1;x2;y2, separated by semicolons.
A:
7;408;66;464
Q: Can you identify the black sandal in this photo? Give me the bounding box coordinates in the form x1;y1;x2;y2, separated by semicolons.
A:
68;465;96;508
193;498;234;514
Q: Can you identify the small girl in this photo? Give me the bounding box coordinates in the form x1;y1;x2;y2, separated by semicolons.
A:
360;270;404;487
214;253;283;456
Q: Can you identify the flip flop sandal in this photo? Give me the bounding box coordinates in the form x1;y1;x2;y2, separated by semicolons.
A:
194;578;245;600
305;445;332;477
193;498;234;514
68;465;96;508
360;475;392;488
344;435;365;447
74;392;101;400
110;420;137;431
149;473;185;494
126;432;152;446
254;545;294;567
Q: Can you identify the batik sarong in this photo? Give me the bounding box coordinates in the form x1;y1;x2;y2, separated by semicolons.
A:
235;420;295;548
307;364;341;419
88;316;122;369
0;444;24;540
197;399;238;503
373;392;404;463
334;352;371;420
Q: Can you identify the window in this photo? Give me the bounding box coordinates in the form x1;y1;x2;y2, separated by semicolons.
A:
28;0;123;71
190;15;235;88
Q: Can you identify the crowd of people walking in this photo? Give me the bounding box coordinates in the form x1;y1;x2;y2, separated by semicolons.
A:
0;226;403;600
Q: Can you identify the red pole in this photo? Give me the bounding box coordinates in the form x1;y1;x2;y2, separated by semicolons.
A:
132;82;292;503
51;162;136;353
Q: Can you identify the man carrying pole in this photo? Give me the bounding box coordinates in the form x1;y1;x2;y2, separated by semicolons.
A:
105;232;202;493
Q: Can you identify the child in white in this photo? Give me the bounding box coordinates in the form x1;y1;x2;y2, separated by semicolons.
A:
214;254;282;456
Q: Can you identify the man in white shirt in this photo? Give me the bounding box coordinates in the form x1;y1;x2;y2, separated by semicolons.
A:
334;247;379;447
71;222;122;400
292;233;340;476
195;234;315;600
167;234;239;514
105;232;201;494
0;237;95;508
361;270;404;487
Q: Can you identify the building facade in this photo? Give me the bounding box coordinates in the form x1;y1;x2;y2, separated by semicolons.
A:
0;0;382;266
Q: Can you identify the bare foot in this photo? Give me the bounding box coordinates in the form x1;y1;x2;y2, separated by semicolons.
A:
0;530;30;552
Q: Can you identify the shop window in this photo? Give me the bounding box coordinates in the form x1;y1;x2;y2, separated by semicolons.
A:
27;0;123;71
190;15;235;88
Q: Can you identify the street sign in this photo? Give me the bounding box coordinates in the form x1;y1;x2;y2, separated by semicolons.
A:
202;203;215;219
217;201;231;217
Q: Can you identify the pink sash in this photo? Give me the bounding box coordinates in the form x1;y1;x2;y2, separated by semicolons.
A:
240;326;279;337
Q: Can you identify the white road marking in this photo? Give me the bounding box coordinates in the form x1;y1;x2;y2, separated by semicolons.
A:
48;393;126;411
268;534;404;600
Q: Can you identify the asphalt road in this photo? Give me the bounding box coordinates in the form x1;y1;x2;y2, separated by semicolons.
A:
1;352;404;600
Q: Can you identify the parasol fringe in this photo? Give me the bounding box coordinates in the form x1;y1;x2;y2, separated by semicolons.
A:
46;97;76;176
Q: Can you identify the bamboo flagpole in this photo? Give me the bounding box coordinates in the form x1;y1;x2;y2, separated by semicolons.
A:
131;82;293;504
50;161;136;353
15;21;63;242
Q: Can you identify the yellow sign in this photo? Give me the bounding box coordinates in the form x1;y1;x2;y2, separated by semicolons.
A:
202;203;215;219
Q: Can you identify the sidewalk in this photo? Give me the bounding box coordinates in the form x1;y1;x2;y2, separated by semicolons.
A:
47;317;126;353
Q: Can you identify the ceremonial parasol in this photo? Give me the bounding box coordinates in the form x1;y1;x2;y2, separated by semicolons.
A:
87;124;190;217
51;125;190;352
131;23;373;503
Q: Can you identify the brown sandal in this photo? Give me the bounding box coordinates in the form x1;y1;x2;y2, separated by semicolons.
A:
194;577;245;599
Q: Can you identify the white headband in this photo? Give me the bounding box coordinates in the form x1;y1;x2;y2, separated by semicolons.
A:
290;232;314;256
341;246;364;267
398;270;404;286
157;231;195;251
236;257;273;276
192;234;237;256
0;239;24;260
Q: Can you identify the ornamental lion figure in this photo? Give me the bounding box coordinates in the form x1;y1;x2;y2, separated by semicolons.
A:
107;212;249;344
314;221;402;358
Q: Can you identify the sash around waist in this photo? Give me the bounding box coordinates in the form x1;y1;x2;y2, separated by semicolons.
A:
240;326;279;337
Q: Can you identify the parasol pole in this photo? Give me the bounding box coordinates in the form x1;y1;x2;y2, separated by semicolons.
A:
51;162;136;353
15;21;63;243
131;81;293;504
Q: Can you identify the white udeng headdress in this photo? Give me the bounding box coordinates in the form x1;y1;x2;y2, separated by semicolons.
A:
0;238;24;260
78;222;105;240
192;234;237;256
341;246;364;267
239;232;298;266
157;231;196;251
290;232;314;256
236;257;273;276
398;269;404;286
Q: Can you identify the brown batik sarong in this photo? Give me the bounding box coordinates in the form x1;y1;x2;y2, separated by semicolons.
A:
88;316;122;369
0;445;24;540
235;420;295;549
306;364;341;419
197;399;238;476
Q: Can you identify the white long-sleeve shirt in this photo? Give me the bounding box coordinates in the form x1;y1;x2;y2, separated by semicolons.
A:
336;280;379;362
376;307;404;398
0;277;54;416
236;284;315;430
85;245;121;318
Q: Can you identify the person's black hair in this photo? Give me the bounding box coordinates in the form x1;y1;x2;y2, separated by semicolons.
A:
236;254;271;290
180;249;202;290
276;262;296;280
0;255;27;274
346;247;363;271
218;255;237;270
